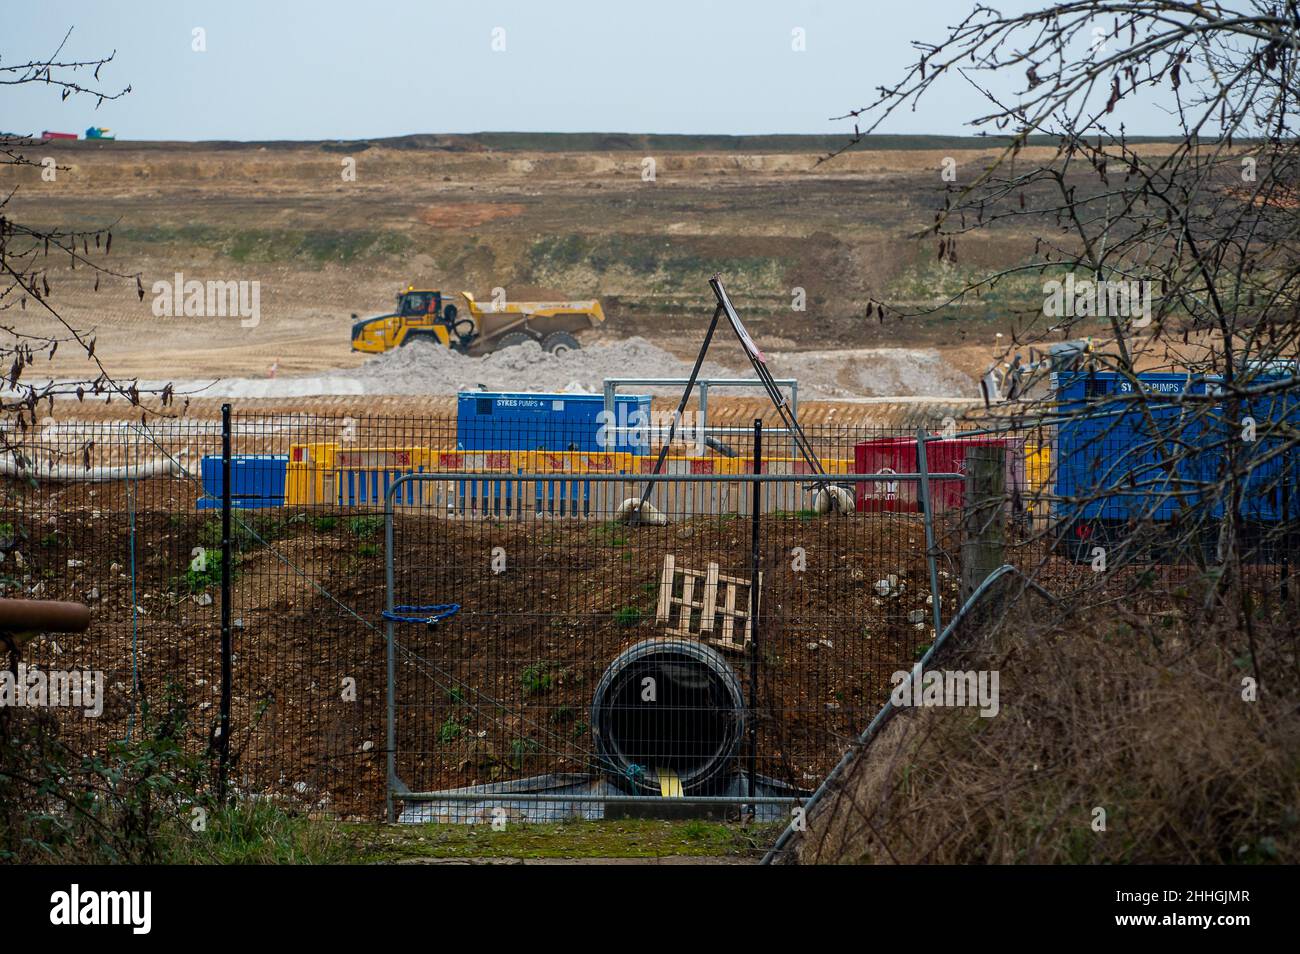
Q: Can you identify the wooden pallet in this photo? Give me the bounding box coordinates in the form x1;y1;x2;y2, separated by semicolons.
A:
655;553;761;653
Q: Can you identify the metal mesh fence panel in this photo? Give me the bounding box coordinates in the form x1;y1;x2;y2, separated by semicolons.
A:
2;403;1292;821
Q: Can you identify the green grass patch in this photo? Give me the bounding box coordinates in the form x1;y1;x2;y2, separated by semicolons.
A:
773;509;818;520
509;737;540;769
614;606;643;627
347;818;781;861
198;511;307;554
526;234;787;290
161;800;347;864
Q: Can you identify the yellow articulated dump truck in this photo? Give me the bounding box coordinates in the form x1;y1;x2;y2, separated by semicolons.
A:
350;287;605;356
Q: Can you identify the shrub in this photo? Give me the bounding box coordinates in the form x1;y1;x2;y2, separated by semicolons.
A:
521;664;553;695
347;515;385;539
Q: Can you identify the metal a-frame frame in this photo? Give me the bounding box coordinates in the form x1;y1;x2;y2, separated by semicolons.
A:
630;275;833;521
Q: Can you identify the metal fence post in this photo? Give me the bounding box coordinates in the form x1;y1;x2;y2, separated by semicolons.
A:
916;427;944;637
219;403;233;803
698;382;709;448
602;380;615;431
1283;464;1291;602
385;495;398;823
747;419;762;805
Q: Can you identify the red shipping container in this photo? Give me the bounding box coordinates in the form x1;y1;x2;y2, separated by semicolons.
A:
854;436;1025;513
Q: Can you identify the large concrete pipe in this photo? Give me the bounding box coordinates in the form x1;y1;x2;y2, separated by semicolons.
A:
591;638;746;794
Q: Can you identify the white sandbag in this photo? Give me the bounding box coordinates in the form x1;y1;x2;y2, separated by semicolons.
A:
615;498;668;526
813;484;855;514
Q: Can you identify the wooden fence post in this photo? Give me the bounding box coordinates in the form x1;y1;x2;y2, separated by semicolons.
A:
961;444;1007;604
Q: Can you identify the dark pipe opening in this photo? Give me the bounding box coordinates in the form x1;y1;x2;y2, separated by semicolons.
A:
591;639;745;793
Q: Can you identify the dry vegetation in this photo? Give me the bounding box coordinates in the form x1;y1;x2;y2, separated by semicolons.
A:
790;594;1300;864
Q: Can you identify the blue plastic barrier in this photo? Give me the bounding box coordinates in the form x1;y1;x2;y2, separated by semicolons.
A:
199;454;288;509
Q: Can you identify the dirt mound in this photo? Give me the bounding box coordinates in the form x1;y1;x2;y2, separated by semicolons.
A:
138;338;975;401
352;337;735;396
340;338;971;400
128;338;734;400
769;347;975;398
9;489;945;819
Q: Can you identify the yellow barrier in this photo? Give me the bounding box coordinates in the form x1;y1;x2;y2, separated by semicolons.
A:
635;455;740;475
733;456;854;475
288;444;430;506
426;449;527;472
1024;444;1051;513
286;443;860;508
286;442;338;506
525;450;634;474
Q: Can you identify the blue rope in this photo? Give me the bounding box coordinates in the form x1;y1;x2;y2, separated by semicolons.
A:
381;603;460;626
126;467;138;743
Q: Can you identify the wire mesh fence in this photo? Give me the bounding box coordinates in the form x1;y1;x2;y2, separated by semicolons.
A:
1;396;1294;822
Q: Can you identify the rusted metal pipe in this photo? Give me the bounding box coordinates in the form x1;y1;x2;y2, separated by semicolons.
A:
0;598;92;638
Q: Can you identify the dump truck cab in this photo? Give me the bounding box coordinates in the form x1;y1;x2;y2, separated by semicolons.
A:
394;289;475;344
351;285;605;356
351;287;473;354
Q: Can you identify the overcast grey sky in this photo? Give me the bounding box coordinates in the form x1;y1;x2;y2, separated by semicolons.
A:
4;0;1178;141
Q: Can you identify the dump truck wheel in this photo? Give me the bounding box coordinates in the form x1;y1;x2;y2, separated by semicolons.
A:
542;331;580;355
495;331;533;352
